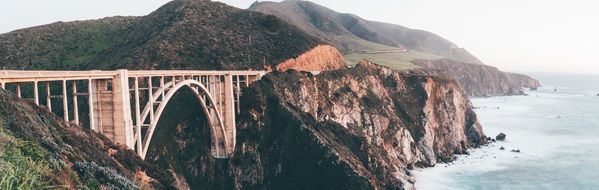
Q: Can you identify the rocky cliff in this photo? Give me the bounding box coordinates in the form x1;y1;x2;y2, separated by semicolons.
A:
505;72;541;90
275;44;346;72
0;89;185;189
145;60;487;189
411;59;540;97
232;60;487;189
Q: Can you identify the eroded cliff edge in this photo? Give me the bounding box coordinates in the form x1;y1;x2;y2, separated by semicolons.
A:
275;44;346;72
505;72;541;90
412;59;541;97
222;60;488;189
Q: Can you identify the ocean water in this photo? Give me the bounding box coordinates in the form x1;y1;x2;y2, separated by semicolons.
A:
415;72;599;190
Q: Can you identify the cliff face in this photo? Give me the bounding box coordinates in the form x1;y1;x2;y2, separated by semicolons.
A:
505;72;541;89
275;44;347;72
147;60;482;190
411;59;540;97
0;89;185;189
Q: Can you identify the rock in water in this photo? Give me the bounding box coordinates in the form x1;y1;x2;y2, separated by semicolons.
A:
496;133;507;141
500;146;505;150
511;149;521;153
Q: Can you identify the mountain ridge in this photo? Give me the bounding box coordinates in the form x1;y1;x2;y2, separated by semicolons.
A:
249;0;483;65
0;0;330;71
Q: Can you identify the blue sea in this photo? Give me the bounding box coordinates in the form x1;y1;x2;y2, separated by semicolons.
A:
415;72;599;190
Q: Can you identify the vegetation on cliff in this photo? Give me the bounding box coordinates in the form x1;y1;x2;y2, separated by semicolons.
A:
0;89;184;189
0;123;54;189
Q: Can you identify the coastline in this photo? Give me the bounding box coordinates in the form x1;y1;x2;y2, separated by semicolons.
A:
414;85;599;189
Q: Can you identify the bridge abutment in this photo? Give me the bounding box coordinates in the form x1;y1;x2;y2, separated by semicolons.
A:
89;70;134;148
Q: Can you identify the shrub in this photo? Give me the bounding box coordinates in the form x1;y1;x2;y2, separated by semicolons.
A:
0;122;53;190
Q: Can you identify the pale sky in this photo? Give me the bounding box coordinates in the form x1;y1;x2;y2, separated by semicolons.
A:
1;0;597;74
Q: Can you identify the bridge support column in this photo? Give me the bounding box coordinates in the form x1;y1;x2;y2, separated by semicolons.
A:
113;70;134;148
62;80;69;122
34;81;39;105
134;77;143;156
16;83;21;98
72;81;79;125
223;74;236;155
88;79;97;132
46;82;52;112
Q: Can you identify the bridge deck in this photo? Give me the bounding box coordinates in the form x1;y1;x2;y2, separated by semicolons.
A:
0;70;265;82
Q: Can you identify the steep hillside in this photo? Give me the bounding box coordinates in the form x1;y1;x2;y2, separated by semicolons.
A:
0;0;331;70
249;0;483;65
0;17;136;70
0;89;185;189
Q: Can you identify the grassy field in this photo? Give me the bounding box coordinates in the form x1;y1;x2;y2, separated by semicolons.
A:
336;35;442;70
344;50;442;70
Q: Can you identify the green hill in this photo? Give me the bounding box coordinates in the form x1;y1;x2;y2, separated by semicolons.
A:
0;0;324;70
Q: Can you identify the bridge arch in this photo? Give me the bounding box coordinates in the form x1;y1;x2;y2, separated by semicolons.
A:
139;80;230;159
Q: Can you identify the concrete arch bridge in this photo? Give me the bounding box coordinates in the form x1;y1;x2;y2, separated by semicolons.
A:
0;70;265;159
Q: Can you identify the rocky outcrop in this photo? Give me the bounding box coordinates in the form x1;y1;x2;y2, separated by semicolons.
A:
505;72;541;89
275;44;347;72
216;60;486;189
411;59;539;97
0;89;184;189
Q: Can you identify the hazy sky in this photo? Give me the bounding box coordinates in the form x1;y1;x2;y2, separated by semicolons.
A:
1;0;597;74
